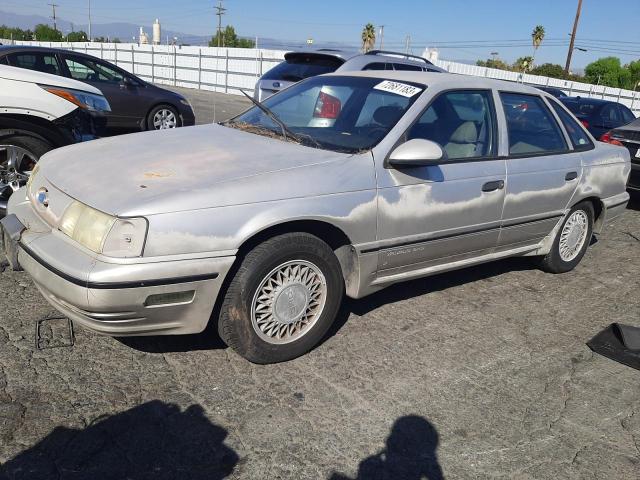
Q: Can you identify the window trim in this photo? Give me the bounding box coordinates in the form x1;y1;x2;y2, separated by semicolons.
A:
384;87;500;168
546;97;595;152
498;90;571;158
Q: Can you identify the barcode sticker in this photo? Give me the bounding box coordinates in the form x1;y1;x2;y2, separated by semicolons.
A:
374;80;423;98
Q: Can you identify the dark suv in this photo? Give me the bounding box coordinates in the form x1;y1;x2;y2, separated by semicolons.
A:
0;45;195;131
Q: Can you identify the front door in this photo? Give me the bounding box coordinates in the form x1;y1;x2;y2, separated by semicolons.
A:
497;92;581;248
61;54;142;128
375;89;506;277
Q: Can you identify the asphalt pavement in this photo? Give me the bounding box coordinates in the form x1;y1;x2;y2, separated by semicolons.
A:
0;88;639;479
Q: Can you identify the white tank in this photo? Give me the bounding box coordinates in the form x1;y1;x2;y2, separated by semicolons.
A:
139;27;149;45
152;19;161;45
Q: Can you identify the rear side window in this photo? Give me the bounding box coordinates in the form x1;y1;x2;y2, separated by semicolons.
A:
549;100;593;150
500;92;567;155
601;104;620;123
8;52;62;75
0;57;7;65
619;105;635;124
363;62;391;71
263;55;342;82
562;101;596;116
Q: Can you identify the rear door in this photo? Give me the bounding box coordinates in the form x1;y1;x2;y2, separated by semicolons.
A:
61;54;142;128
498;92;581;249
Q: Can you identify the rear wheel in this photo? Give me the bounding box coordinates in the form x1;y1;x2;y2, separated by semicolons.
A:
147;105;180;130
538;201;594;273
217;233;344;364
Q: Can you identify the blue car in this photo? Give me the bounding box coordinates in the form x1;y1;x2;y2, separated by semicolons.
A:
560;97;635;141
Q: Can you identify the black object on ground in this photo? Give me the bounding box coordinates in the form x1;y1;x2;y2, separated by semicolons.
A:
587;323;640;370
35;314;74;350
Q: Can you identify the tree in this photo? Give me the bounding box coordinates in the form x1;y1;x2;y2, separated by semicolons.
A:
626;60;640;90
34;23;62;41
66;31;87;42
514;56;534;73
209;26;255;48
584;57;631;88
361;23;376;53
0;25;33;40
530;25;545;68
476;58;512;71
530;63;565;79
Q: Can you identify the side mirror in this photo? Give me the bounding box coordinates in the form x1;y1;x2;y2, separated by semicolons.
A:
120;76;135;88
388;139;446;167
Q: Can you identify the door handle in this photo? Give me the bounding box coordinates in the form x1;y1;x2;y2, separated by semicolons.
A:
482;180;504;192
565;171;578;181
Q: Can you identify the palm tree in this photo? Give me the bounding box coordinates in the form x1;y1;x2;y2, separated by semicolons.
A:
361;23;376;53
531;25;545;69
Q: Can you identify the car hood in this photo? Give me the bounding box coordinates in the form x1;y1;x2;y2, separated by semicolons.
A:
39;123;353;216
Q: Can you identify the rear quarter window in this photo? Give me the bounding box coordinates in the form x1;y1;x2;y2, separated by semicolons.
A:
549;99;593;150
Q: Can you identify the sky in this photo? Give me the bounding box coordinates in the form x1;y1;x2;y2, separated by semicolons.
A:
3;0;640;68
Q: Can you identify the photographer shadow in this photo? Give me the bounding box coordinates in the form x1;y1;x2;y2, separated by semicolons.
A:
329;415;444;480
0;400;238;480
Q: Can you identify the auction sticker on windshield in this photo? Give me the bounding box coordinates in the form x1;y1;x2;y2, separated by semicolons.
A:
374;80;423;98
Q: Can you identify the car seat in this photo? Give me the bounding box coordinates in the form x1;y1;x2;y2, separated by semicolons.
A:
444;121;478;158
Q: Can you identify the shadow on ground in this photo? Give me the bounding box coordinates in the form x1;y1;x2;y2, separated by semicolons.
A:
329;415;444;480
0;401;238;480
120;256;536;354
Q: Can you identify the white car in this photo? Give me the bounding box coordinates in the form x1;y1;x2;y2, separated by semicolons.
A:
0;65;110;215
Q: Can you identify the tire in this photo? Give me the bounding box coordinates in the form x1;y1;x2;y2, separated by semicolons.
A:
218;233;344;364
538;201;594;274
0;135;51;199
146;104;180;130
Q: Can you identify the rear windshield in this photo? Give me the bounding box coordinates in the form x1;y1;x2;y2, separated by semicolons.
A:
562;100;598;116
262;55;343;82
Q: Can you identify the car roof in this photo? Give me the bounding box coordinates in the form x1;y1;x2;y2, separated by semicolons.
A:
0;44;97;59
561;96;613;106
325;70;551;95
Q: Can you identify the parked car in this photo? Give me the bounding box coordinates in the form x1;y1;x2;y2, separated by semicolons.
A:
2;72;630;364
0;45;195;131
254;49;444;101
559;96;636;140
535;86;568;98
602;117;640;191
0;64;110;216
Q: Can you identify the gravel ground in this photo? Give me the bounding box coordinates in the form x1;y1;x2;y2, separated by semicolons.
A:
0;90;639;479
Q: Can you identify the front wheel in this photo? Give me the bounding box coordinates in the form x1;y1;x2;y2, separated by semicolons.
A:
147;105;180;130
217;233;344;364
0;135;50;201
538;201;594;273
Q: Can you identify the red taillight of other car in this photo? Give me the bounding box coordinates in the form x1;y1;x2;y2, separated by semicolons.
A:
600;131;623;146
313;92;341;119
580;119;590;129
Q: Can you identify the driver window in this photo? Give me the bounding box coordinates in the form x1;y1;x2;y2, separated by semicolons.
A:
407;90;496;159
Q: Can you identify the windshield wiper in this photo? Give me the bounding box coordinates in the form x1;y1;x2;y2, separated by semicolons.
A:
239;89;301;143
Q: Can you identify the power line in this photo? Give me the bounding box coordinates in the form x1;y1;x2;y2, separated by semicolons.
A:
47;3;59;32
214;0;226;48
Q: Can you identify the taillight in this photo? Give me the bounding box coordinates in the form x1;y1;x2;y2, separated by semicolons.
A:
580;119;589;129
313;92;341;119
600;131;623;146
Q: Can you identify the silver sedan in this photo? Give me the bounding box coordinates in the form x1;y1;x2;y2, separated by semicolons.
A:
2;72;631;363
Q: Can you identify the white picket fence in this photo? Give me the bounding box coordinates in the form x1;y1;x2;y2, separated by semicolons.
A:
3;40;640;114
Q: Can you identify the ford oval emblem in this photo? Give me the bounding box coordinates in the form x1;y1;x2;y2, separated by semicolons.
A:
36;188;49;208
272;82;281;88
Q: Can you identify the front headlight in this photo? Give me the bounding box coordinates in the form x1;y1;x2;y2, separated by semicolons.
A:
59;201;147;257
40;85;111;113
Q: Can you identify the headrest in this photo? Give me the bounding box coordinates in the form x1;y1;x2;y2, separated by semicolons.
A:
373;106;404;126
449;122;478;143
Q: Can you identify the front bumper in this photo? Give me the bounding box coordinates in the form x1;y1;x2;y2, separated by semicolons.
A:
2;195;235;336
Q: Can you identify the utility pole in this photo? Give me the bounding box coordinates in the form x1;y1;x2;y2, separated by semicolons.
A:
48;3;59;32
88;0;92;41
215;0;226;48
564;0;583;75
404;35;411;54
378;25;384;50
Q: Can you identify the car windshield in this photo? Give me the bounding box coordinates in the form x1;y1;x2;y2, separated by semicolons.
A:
228;76;425;153
262;55;343;82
